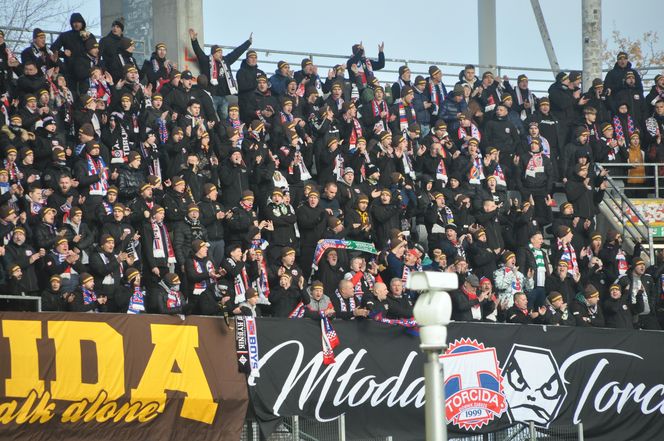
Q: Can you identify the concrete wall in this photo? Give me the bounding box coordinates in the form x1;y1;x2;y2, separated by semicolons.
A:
100;0;204;74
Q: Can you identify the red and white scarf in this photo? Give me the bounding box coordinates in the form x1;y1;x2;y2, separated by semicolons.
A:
321;314;340;365
228;259;249;303
192;258;215;295
354;57;373;86
493;163;507;187
556;238;579;275
397;100;415;133
86;154;109;196
463;286;482;320
151;219;175;263
457;125;481;147
348;118;363;149
429;81;443;114
436;158;447;184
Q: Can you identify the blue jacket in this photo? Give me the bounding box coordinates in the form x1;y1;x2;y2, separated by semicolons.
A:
412;89;431;125
269;71;290;96
440;93;468;127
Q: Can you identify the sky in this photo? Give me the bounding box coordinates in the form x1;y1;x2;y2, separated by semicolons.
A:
52;0;663;92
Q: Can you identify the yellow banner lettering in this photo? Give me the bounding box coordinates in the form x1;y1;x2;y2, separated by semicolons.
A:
2;320;43;397
48;321;124;401
131;324;217;424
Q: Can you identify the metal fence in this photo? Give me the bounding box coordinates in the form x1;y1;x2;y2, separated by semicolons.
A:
0;25;148;61
241;416;584;441
595;163;655;263
207;43;664;96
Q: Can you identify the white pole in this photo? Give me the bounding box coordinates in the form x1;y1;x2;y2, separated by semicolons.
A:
424;350;446;441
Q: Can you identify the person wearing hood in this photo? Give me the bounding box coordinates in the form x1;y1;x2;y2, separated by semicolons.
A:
604;51;644;96
51;13;92;69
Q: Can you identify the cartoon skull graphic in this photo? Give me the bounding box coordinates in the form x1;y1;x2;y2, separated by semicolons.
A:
502;344;567;428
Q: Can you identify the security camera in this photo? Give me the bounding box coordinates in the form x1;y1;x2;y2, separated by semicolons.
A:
407;272;457;350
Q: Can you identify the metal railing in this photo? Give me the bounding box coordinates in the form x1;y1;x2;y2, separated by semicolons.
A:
241;415;584;441
1;25;147;60
0;295;41;311
208;43;664;96
595;163;655;263
596;162;664;196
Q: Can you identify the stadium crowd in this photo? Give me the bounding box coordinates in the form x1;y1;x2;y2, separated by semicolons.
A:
0;14;664;330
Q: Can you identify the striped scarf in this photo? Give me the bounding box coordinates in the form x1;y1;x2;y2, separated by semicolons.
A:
530;244;546;269
335;289;355;312
228;117;244;146
504;267;522;292
397;100;415;133
321;314;340;365
354;57;373;86
371;99;389;119
288;301;306;318
348;118;363;149
86;154;109;196
493;163;507;187
458;124;481;147
127;285;145;314
613;114;636;141
527;135;550;157
429;81;444;115
469;156;484;184
192;258;215;294
436;158;447;183
556;238;579;275
157;118;169;144
249;239;270;299
166;285;182;309
230;260;249;303
3;160;18;183
88;79;112;104
151;219;175;262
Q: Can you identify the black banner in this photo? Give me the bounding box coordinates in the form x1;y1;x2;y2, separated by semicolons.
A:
250;318;664;441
